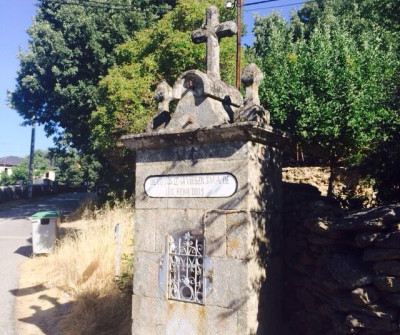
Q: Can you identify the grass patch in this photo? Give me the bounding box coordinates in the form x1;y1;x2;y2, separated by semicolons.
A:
19;198;134;335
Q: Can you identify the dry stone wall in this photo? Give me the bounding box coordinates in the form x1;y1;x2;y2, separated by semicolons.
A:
282;182;400;335
282;167;375;208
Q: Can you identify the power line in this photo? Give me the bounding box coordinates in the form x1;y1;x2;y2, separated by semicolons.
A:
38;0;138;11
244;1;307;12
39;0;133;6
38;0;308;13
243;0;280;7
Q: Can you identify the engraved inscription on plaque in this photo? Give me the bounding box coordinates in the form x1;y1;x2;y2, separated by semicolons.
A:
145;173;237;198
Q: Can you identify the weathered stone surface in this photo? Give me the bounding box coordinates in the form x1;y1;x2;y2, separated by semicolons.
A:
332;314;359;334
357;331;392;335
364;248;400;262
331;293;396;320
307;234;338;246
226;211;251;259
345;313;397;332
375;231;400;248
160;71;242;132
153;209;204;253
190;6;236;79
130;135;283;334
147;81;173;131
122;121;289;151
373;276;400;292
205;257;250;309
248;143;283;213
237;309;257;335
337;207;399;232
136;140;248;163
131;295;238;335
298;251;320;266
241;63;263;106
235;63;270;125
132;251;163;299
133;209;156;253
355;232;380;248
304;216;346;239
382;208;399;226
364;304;398;320
374;261;400;276
235;103;269;125
172;70;243;107
282;196;400;334
204;211;227;258
383;293;400;308
335;217;387;232
351;287;381;306
134;149;250;211
328;254;374;289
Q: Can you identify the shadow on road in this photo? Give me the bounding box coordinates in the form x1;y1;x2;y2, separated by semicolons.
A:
17;294;72;335
10;284;46;297
14;245;33;258
11;282;72;334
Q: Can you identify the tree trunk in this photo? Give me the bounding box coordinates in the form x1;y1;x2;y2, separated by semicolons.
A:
327;158;337;198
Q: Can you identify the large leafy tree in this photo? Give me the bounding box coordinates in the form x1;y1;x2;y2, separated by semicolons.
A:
90;0;236;153
49;147;101;186
8;0;175;153
252;0;400;197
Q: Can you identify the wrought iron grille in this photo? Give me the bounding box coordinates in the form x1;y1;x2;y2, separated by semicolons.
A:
168;232;205;304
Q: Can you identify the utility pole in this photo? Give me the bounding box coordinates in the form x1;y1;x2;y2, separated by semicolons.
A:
226;0;243;89
235;0;242;89
27;118;36;199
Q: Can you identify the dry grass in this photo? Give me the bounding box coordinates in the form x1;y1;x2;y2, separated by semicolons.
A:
17;198;134;335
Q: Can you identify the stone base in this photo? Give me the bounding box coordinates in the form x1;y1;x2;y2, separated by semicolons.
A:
127;127;284;335
132;295;240;335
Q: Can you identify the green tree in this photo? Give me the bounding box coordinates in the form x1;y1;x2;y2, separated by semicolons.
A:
296;0;400;37
8;0;175;152
252;1;400;197
50;147;102;186
0;172;13;186
8;165;29;184
19;149;52;180
361;129;400;203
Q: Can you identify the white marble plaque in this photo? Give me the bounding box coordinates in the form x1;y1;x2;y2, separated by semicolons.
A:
145;173;237;198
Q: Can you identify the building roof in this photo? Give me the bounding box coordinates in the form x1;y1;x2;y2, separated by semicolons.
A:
0;156;24;167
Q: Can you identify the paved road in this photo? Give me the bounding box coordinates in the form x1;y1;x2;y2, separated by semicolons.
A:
0;192;91;335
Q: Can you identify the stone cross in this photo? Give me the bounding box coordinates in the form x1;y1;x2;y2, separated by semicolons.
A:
191;6;237;79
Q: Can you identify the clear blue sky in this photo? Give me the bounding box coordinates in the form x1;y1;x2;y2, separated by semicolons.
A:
242;0;304;45
0;0;52;158
0;0;304;158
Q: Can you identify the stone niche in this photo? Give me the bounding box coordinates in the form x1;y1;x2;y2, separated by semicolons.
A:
122;6;288;335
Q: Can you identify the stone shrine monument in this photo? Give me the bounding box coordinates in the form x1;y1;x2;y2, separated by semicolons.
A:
122;6;287;335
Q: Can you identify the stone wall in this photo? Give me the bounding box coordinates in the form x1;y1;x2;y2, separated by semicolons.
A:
282;182;400;335
0;183;83;204
283;167;375;208
0;185;25;203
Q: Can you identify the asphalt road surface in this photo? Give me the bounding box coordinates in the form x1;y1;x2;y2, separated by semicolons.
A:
0;192;91;335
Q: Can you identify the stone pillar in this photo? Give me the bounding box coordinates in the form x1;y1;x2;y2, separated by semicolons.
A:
123;123;285;334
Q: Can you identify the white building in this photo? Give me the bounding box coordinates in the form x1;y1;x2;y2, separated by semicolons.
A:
0;156;24;176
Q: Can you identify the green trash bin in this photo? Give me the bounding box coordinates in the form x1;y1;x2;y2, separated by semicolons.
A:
30;211;61;254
